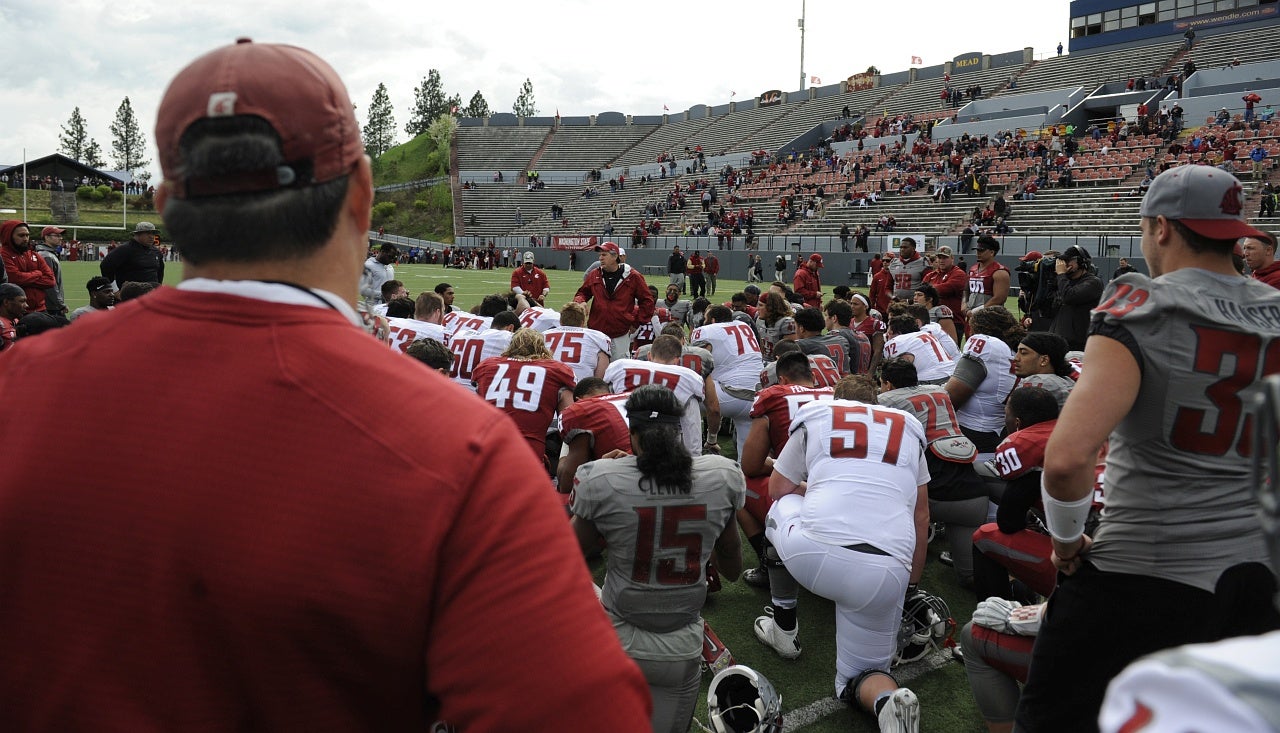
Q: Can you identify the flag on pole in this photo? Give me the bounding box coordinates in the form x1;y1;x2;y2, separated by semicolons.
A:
663;104;669;111
731;91;736;97
810;75;822;84
910;56;922;65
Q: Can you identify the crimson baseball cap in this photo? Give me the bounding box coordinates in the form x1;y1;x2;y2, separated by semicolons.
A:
156;38;364;200
41;226;65;237
809;253;824;267
1139;165;1269;242
1019;250;1043;262
596;241;625;256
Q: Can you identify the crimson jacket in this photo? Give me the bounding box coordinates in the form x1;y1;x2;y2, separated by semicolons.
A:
793;264;822;309
574;264;656;338
1;221;56;313
1253;260;1280;289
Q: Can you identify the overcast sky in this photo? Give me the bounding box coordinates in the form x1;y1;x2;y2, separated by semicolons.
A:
2;0;1071;177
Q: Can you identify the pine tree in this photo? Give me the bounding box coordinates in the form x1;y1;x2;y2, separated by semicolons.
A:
109;97;151;174
405;70;462;137
512;78;538;118
463;91;490;118
362;83;397;158
59;107;90;161
84;139;106;169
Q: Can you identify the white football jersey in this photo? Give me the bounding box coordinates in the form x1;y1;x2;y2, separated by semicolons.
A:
448;328;512;391
883;331;957;382
544;325;611;384
1100;631;1280;733
772;399;930;564
442;312;493;341
518;306;561;333
921;322;961;359
604;358;707;456
691;321;765;390
953;334;1017;434
385;317;447;353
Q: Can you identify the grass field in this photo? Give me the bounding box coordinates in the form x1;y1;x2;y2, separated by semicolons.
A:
53;259;988;731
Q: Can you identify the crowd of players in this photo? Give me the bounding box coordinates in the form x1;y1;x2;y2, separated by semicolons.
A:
4;38;1279;733
344;181;1276;731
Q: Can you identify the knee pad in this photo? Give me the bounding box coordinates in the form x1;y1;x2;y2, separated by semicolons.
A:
839;668;897;707
761;540;786;568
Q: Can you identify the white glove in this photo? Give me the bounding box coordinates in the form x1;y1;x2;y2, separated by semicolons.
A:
1007;602;1045;636
971;597;1021;633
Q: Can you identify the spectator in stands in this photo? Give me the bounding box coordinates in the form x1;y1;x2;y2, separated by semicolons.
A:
1261;182;1277;218
1242;233;1280;288
1250;142;1269;181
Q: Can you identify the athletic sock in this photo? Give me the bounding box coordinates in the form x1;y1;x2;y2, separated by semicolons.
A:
873;690;893;716
747;532;766;563
772;606;797;631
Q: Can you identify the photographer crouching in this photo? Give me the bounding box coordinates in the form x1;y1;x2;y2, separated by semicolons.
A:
1047;245;1103;351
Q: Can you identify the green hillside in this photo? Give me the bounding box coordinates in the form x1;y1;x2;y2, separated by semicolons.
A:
371;132;455;243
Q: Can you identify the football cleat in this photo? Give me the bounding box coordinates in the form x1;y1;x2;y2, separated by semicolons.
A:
741;566;771;589
876;687;920;733
753;607;801;659
708;665;784;733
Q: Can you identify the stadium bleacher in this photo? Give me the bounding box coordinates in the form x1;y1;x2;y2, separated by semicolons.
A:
444;20;1279;252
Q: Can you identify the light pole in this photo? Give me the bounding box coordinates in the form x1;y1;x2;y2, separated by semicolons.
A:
798;0;806;92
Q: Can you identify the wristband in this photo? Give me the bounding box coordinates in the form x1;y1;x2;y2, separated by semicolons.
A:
1041;479;1092;544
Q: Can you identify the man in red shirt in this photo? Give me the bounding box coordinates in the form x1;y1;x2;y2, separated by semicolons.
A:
0;39;651;732
688;250;707;298
510;250;551;305
0;220;57;313
1242;232;1280;288
705;252;720;295
793;253;823;308
922;245;968;331
870;251;895;315
574;241;657;361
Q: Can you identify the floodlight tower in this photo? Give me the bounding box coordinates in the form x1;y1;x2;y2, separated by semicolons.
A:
798;0;806;92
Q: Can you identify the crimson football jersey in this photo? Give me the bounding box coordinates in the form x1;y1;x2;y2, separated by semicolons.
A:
750;384;835;455
473;356;576;461
988;419;1056;480
559;393;631;457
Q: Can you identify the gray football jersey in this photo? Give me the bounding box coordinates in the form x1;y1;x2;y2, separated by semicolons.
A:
632;344;715;379
879;385;973;453
1015;373;1075;409
798;333;853;374
570;455;745;632
1088;270;1280;592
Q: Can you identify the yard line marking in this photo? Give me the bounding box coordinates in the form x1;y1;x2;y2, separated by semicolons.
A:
782;650;954;731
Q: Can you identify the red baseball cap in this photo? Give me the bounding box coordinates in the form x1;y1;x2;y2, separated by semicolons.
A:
596;241;625;256
1019;250;1043;262
41;226;65;237
809;253;824;267
156;38;364;200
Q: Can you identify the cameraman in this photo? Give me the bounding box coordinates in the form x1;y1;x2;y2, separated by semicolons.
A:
1015;251;1059;332
1047;245;1102;351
